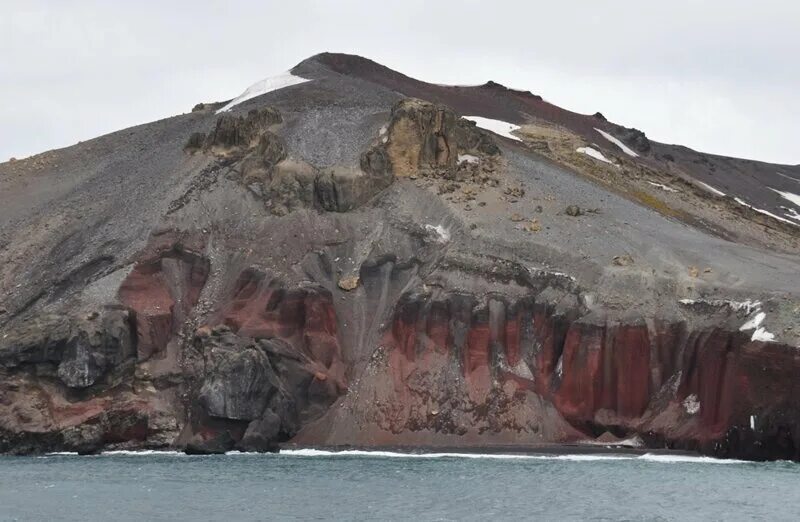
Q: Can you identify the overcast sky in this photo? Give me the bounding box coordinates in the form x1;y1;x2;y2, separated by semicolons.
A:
2;0;799;164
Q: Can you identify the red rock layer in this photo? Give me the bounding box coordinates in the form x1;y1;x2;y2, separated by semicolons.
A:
379;292;800;460
214;269;346;390
118;242;209;361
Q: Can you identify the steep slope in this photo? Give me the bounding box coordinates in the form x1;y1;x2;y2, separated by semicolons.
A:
0;53;798;460
297;53;800;248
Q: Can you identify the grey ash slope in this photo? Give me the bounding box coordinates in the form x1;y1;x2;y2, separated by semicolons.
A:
298;53;800;230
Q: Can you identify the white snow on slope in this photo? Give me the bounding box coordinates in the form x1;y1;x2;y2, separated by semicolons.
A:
751;328;775;342
769;187;800;207
678;298;761;314
595;128;639;157
738;311;775;342
733;197;798;227
683;394;700;415
739;312;765;331
696;181;726;197
217;72;310;113
425;224;450;243
576;146;615;165
464;116;521;142
781;207;800;222
648;182;678;193
457;154;479;164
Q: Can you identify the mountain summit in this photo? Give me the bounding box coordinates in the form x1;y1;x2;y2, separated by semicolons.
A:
1;53;799;460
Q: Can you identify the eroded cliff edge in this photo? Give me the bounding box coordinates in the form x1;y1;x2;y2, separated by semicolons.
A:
1;56;799;460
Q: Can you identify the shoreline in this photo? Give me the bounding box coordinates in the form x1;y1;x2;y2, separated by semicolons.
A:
276;443;701;458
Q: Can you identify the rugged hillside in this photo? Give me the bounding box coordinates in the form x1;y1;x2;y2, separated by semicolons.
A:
1;53;799;460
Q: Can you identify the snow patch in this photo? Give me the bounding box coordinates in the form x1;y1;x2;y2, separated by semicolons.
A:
696;181;726;197
464;116;521;142
526;267;577;285
683;394;700;415
594;128;639;157
733;197;799;227
751;327;775;342
750;415;756;430
576;146;615;165
648;182;678;193
217;72;310;113
739;312;766;331
678;298;761;314
458;154;479;164
737;308;775;342
770;187;800;207
425;224;450;243
780;206;800;222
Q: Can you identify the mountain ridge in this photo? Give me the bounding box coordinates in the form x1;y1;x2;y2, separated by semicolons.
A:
0;52;799;460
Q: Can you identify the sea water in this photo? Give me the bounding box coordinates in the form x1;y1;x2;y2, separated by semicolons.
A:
0;450;798;521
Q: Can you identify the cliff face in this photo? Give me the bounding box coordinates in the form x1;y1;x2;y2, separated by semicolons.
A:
1;53;799;459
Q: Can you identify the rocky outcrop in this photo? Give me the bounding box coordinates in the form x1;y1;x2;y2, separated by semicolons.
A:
0;309;135;389
185;107;283;156
173;270;347;454
615;126;651;154
381;98;499;179
0;309;177;455
180;323;345;454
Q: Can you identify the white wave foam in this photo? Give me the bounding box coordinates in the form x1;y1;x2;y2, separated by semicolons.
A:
639;453;746;464
101;450;184;456
42;450;185;457
40;448;746;464
279;448;743;464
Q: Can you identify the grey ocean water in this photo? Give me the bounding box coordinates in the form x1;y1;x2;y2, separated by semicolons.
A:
1;450;799;521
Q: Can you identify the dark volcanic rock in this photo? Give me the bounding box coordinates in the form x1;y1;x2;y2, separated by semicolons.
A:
239;410;282;452
0;309;135;388
202;107;282;153
198;333;279;421
616;126;651;154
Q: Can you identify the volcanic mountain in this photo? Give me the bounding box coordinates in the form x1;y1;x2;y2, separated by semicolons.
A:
1;53;799;459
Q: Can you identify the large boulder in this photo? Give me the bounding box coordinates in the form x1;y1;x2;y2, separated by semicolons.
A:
198;332;280;421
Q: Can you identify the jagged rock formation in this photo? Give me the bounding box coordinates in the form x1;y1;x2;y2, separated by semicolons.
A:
1;52;799;460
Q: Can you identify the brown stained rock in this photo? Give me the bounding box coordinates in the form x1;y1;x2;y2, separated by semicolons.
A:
688;266;700;278
195;325;212;338
337;275;360;291
613;254;635;266
524;220;541;232
385;99;458;178
382;98;499;180
510;213;525;222
504;185;525;198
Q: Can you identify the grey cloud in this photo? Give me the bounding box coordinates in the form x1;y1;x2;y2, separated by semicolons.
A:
1;0;798;164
